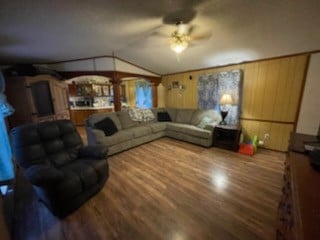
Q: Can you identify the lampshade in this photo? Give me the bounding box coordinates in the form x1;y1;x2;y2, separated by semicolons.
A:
170;31;189;54
220;94;233;105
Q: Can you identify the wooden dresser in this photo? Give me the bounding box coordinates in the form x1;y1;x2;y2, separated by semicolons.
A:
277;133;320;239
5;74;70;128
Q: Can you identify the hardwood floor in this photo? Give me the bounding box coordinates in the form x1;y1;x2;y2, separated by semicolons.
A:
12;138;285;240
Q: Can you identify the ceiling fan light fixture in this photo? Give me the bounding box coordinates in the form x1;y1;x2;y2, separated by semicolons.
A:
170;31;189;54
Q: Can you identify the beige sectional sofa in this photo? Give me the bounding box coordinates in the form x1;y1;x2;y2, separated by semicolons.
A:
85;108;222;156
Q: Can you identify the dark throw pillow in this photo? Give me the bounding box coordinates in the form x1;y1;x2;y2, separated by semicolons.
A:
94;117;118;136
157;112;171;122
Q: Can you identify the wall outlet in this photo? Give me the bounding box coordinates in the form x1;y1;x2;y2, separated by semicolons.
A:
264;133;270;140
258;140;264;146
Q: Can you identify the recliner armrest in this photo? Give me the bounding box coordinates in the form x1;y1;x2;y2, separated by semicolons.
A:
24;164;64;186
78;145;108;159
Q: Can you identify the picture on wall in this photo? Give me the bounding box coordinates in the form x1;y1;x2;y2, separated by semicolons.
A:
172;81;179;88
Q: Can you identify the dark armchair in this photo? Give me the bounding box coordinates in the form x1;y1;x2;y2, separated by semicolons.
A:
11;120;109;217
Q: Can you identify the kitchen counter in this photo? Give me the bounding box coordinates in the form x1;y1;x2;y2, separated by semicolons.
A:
70;106;114;110
69;107;113;125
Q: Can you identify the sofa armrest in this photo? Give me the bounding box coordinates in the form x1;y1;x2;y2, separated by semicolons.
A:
24;164;64;186
204;121;220;131
79;145;108;159
86;127;107;145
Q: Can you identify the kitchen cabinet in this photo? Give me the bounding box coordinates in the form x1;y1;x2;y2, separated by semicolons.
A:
70;108;113;126
68;83;125;98
68;84;92;96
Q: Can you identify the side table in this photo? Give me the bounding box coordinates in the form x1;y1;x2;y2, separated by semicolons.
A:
212;125;242;151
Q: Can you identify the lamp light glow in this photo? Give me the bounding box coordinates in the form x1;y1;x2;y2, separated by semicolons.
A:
219;94;233;125
220;94;233;105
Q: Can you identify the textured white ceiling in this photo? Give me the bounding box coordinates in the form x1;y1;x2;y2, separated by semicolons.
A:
1;0;320;74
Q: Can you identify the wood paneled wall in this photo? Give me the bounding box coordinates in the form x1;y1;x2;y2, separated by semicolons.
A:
161;55;309;151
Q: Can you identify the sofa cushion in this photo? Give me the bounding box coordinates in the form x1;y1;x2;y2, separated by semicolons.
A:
190;109;221;126
117;111;139;129
166;108;177;122
166;123;211;139
104;130;134;146
94;117;118;136
62;161;98;190
24;164;64;186
197;116;213;129
129;109;155;122
175;109;195;124
88;112;122;130
82;158;108;180
129;108;144;121
129;126;152;138
157;112;171;122
55;171;82;199
149;122;167;133
151;108;165;117
49;151;74;167
141;109;155;122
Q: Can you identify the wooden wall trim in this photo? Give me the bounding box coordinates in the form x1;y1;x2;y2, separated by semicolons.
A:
114;56;160;76
47;55;160;77
162;50;319;76
48;55;113;64
59;71;114;79
59;70;161;83
259;146;288;153
240;118;295;125
293;54;311;132
115;71;161;83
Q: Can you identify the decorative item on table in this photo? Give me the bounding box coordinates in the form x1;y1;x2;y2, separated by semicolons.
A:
219;94;233;125
102;86;109;96
92;85;102;96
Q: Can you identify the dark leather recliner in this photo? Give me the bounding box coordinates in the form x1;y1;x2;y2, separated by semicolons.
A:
11;120;109;217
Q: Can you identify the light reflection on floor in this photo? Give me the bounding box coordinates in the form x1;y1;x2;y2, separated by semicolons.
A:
211;171;228;192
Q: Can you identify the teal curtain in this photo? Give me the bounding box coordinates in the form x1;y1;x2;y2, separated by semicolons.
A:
0;72;15;183
135;80;152;109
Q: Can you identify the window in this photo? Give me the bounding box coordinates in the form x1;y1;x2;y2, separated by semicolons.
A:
135;80;152;109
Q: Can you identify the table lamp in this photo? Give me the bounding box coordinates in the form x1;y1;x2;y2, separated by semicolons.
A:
220;94;233;125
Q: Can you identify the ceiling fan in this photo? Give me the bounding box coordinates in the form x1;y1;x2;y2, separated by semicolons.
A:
152;21;212;54
169;21;191;54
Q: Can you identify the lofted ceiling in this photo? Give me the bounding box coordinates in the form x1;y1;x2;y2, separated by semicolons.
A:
1;0;320;75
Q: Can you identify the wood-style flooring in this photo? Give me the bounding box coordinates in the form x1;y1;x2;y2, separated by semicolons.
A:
12;137;285;240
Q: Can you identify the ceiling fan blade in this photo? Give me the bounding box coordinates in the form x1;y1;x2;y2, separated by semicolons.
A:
150;31;169;38
191;32;212;41
163;8;196;25
190;26;212;41
187;25;195;35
